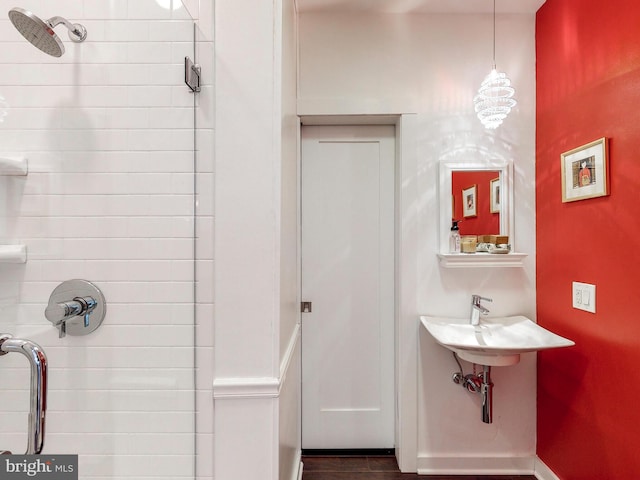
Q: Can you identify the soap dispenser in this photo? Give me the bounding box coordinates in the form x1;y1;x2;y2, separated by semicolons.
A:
449;220;461;253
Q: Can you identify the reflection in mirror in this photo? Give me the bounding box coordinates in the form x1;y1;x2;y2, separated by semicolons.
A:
439;160;513;256
452;170;501;236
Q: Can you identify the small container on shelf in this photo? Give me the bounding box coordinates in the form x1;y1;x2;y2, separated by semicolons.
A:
461;236;477;254
488;235;509;245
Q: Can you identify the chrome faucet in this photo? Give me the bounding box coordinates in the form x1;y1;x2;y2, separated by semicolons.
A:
470;294;492;325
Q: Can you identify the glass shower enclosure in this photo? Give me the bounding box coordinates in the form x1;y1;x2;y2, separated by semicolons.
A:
0;1;197;478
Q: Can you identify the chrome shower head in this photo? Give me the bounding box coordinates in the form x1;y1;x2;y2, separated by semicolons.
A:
8;7;87;57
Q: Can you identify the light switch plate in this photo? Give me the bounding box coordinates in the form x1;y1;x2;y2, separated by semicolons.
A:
572;281;596;313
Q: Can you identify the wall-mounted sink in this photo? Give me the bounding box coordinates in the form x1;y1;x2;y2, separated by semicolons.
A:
420;315;575;366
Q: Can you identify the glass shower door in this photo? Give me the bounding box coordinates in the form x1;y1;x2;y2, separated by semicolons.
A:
0;1;197;478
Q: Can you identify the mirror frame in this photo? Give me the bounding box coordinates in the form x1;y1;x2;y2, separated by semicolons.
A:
439;160;514;255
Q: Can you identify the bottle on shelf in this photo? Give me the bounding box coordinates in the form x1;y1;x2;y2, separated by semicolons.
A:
449;220;461;254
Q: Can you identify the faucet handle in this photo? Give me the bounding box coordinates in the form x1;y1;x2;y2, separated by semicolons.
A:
45;280;106;338
472;294;493;303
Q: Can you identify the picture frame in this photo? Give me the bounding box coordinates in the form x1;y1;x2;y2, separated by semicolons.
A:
490;177;500;213
561;137;609;203
462;185;477;218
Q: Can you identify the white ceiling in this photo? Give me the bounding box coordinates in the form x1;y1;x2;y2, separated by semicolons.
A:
296;0;546;14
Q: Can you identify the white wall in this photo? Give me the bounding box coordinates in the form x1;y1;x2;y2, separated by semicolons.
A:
279;0;302;479
280;0;300;368
0;1;199;478
299;12;537;473
214;0;300;479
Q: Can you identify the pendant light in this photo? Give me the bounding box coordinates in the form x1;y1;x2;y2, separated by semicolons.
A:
473;0;517;129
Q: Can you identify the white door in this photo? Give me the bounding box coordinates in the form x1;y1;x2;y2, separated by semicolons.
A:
301;125;395;449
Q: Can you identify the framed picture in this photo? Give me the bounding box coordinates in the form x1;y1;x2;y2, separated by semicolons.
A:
490;177;500;213
462;185;477;218
561;137;609;203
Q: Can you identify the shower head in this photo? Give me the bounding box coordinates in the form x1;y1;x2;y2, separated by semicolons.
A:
8;7;87;58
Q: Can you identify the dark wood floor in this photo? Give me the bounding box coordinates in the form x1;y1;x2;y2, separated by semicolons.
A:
301;456;538;480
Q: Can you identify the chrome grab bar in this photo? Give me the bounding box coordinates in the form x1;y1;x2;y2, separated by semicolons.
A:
0;334;47;454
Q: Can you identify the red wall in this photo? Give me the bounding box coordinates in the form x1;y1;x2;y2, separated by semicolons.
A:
451;171;500;236
536;1;640;478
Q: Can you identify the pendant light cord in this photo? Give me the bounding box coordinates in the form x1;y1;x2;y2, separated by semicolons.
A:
492;0;496;69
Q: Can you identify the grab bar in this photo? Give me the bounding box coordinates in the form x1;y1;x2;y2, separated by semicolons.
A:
0;334;47;454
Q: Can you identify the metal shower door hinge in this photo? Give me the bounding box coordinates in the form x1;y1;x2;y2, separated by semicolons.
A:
185;56;201;93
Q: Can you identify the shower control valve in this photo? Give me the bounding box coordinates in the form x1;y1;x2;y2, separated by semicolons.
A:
45;280;106;339
46;296;97;337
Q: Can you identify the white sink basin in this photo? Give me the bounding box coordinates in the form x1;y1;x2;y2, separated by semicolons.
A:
420;315;575;366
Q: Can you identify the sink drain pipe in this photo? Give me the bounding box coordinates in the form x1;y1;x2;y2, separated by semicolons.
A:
451;352;493;424
480;365;493;423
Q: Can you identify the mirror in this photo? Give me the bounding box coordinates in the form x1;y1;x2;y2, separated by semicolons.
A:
439;160;513;255
452;170;501;235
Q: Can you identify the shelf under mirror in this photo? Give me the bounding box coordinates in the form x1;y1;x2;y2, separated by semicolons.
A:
437;252;527;268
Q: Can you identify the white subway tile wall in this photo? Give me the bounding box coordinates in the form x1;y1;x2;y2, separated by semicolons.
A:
0;1;206;478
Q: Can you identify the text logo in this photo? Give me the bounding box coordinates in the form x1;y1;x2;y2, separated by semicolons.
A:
0;456;77;479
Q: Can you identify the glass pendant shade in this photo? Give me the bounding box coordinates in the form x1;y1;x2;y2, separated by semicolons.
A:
473;68;517;129
474;0;517;129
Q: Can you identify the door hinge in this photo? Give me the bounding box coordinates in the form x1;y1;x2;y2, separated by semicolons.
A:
184;56;201;93
301;301;312;313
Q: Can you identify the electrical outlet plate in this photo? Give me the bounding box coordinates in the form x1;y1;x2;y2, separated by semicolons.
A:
572;281;596;313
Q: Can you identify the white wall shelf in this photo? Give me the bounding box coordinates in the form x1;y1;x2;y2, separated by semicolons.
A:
0;157;28;263
0;156;27;176
0;244;27;264
437;252;527;268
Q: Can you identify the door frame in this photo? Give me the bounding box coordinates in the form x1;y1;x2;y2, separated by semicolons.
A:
297;114;419;472
300;124;396;450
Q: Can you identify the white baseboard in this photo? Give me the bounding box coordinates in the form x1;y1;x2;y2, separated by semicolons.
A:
297;461;304;480
284;449;303;480
417;455;535;475
534;457;560;480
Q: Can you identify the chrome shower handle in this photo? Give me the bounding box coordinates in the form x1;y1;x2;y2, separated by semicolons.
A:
0;334;47;454
45;296;97;337
45;296;95;321
45;280;106;339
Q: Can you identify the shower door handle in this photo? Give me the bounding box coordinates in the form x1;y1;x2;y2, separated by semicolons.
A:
0;334;47;454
